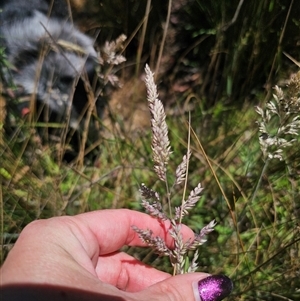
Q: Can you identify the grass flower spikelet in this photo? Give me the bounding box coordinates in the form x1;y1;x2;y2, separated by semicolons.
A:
144;64;171;182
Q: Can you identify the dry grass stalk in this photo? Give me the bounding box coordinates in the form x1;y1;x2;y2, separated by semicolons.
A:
133;65;216;275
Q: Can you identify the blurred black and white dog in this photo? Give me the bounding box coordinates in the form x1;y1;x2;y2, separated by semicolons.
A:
0;0;103;159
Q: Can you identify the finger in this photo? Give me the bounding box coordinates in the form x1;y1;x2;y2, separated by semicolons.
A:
95;251;171;291
133;274;234;301
1;210;195;286
75;209;195;255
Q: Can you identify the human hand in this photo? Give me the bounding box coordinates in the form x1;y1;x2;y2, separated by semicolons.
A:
1;209;233;300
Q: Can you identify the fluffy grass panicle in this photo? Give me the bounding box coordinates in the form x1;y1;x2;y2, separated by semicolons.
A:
144;64;171;182
133;65;216;275
256;71;300;161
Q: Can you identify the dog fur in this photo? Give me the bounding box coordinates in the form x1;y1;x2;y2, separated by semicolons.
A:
0;0;103;158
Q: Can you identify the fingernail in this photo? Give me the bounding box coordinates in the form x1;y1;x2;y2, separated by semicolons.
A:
193;275;233;301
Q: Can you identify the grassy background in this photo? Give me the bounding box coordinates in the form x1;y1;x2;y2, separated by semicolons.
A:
1;0;300;300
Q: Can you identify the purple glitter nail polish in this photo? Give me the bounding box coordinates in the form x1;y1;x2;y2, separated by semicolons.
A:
197;275;233;301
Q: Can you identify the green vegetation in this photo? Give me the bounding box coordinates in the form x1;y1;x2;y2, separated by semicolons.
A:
1;1;300;300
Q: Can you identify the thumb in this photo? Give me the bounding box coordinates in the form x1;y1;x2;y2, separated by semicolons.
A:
133;273;233;301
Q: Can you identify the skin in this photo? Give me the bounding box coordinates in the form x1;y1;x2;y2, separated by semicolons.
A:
1;209;209;301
